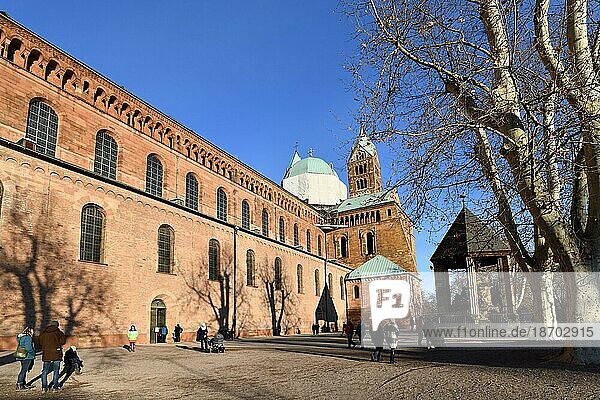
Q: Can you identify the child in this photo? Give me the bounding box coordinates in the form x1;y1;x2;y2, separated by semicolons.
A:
58;346;83;388
127;325;139;352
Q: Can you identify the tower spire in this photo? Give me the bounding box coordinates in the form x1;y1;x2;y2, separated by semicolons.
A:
347;126;383;197
282;148;302;180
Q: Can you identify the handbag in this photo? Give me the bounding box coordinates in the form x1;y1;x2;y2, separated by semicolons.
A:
14;346;28;359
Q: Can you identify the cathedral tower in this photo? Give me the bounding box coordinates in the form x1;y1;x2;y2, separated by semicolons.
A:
347;127;383;198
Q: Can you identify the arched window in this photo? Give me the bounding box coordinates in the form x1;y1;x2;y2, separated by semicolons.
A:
279;217;285;243
185;173;199;211
80;204;105;263
306;230;311;252
376;210;381;222
274;257;282;290
209;239;220;280
7;38;22;63
366;231;375;255
216;188;227;221
340;236;348;258
293;224;299;246
246;249;255;286
297;264;303;293
317;236;322;256
328;273;333;296
26;100;58;156
262;209;269;237
353;285;360;299
241;200;250;230
146;154;163;197
94;131;118;179
340;277;345;300
157;224;174;273
314;269;320;296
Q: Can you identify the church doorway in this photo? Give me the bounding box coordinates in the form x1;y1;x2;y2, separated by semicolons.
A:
150;299;166;343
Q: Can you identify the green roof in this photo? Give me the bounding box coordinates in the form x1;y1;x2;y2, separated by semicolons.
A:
346;255;407;280
285;156;338;178
337;190;395;213
351;126;377;157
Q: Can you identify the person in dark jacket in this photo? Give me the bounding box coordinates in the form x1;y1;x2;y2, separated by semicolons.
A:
174;324;183;342
384;321;400;363
355;322;362;348
344;321;355;348
58;346;83;388
416;316;424;346
370;322;385;362
37;320;66;392
196;323;208;352
15;327;36;390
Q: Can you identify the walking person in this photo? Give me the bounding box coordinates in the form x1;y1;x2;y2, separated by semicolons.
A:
416;316;424;346
174;324;183;342
384;320;399;364
196;323;209;352
370;322;385;362
15;327;36;390
127;325;139;352
161;326;168;343
38;320;66;392
355;322;362;349
344;320;355;348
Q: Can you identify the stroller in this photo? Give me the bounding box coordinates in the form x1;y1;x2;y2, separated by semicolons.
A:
209;332;225;353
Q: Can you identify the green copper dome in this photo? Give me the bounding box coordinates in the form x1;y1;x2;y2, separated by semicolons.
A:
286;156;338;178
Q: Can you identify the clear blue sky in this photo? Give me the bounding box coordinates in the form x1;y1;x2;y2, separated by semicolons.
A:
2;0;440;291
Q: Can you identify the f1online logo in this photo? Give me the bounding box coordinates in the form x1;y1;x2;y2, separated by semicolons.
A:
369;280;410;331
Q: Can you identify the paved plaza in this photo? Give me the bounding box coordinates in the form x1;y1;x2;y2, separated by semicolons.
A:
1;334;599;399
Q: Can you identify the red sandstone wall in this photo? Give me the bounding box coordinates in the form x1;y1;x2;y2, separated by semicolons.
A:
0;147;349;348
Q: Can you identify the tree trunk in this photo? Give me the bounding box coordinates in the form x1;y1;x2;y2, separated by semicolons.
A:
276;289;286;335
529;272;557;330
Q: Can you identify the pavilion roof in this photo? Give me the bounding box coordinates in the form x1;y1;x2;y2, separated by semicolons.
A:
430;207;510;268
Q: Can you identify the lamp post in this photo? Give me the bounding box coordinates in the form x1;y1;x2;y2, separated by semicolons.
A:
315;223;346;332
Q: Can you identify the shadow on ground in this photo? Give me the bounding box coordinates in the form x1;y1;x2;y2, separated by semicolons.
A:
236;334;600;373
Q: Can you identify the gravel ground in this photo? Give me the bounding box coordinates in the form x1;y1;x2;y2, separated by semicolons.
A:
1;335;599;399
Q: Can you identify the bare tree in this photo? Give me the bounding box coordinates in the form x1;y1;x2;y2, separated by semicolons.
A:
0;187;115;338
342;0;600;362
256;256;295;336
179;242;245;337
421;290;438;315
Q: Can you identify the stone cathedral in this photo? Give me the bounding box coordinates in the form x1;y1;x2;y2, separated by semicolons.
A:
0;12;416;348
